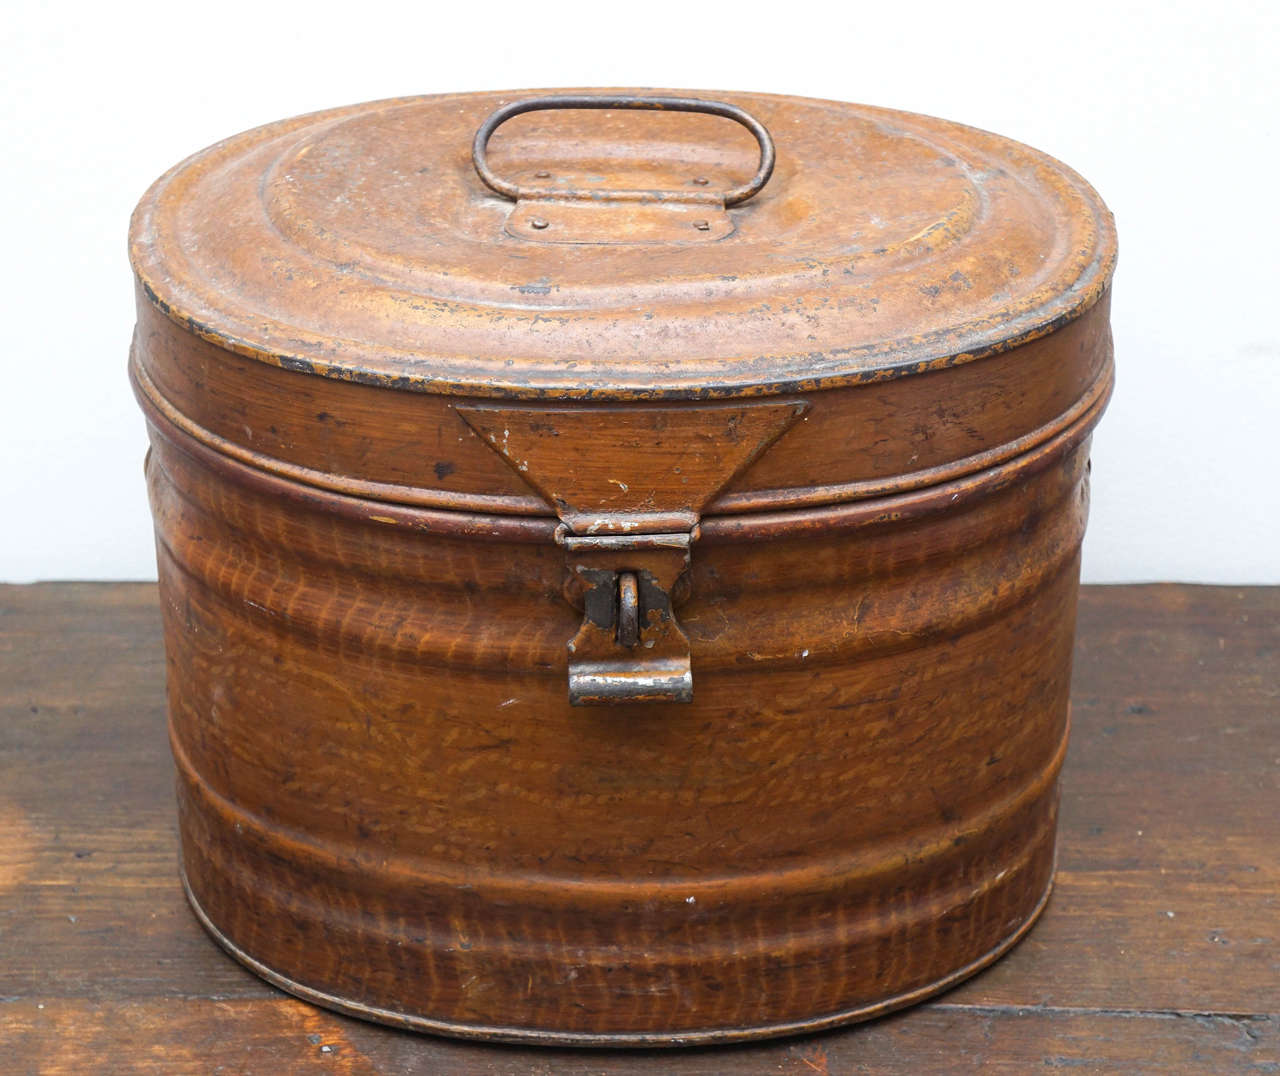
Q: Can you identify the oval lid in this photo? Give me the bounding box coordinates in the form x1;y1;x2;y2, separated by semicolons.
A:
130;89;1116;401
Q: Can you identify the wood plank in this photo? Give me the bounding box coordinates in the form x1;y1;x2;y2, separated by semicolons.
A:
0;582;272;1001
948;584;1280;1013
2;999;1275;1075
1;582;1277;1072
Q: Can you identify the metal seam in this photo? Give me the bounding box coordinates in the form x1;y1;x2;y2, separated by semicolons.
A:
711;362;1112;514
132;348;1112;534
130;354;548;517
180;866;1054;1047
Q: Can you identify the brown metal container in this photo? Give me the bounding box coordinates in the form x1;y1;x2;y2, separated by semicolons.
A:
128;90;1116;1045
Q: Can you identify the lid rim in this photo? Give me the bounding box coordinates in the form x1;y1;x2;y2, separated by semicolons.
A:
132;261;1114;401
129;88;1118;402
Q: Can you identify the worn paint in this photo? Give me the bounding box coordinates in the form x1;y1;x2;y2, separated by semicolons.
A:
128;87;1117;1046
129;89;1116;403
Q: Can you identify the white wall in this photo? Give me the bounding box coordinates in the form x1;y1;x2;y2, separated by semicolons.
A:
2;0;1276;583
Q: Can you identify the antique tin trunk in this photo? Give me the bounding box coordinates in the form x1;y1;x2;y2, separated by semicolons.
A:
128;89;1116;1045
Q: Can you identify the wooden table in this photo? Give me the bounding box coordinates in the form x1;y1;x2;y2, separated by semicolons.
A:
1;583;1276;1074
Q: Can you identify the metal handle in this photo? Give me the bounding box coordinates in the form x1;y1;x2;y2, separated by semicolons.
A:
471;94;776;207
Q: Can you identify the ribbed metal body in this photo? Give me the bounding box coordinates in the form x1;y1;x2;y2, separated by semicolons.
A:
130;89;1115;1043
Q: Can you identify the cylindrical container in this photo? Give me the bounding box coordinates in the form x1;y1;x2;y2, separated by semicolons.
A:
129;90;1115;1045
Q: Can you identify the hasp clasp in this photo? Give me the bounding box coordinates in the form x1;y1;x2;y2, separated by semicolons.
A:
557;526;696;706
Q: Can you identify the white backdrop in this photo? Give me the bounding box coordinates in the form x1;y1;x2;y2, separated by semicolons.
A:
2;0;1277;583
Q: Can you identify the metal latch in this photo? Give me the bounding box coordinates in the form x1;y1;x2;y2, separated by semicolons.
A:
558;528;696;706
455;400;807;706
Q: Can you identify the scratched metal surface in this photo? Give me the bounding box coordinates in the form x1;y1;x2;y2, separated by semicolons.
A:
120;90;1121;1043
128;89;1116;400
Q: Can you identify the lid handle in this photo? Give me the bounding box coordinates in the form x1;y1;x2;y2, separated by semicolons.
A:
471;94;776;207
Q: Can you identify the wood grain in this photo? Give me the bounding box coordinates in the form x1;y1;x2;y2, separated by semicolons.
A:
1;583;1276;1072
143;410;1091;1039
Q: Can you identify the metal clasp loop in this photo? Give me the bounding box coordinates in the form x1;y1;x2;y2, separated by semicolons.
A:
558;529;695;707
